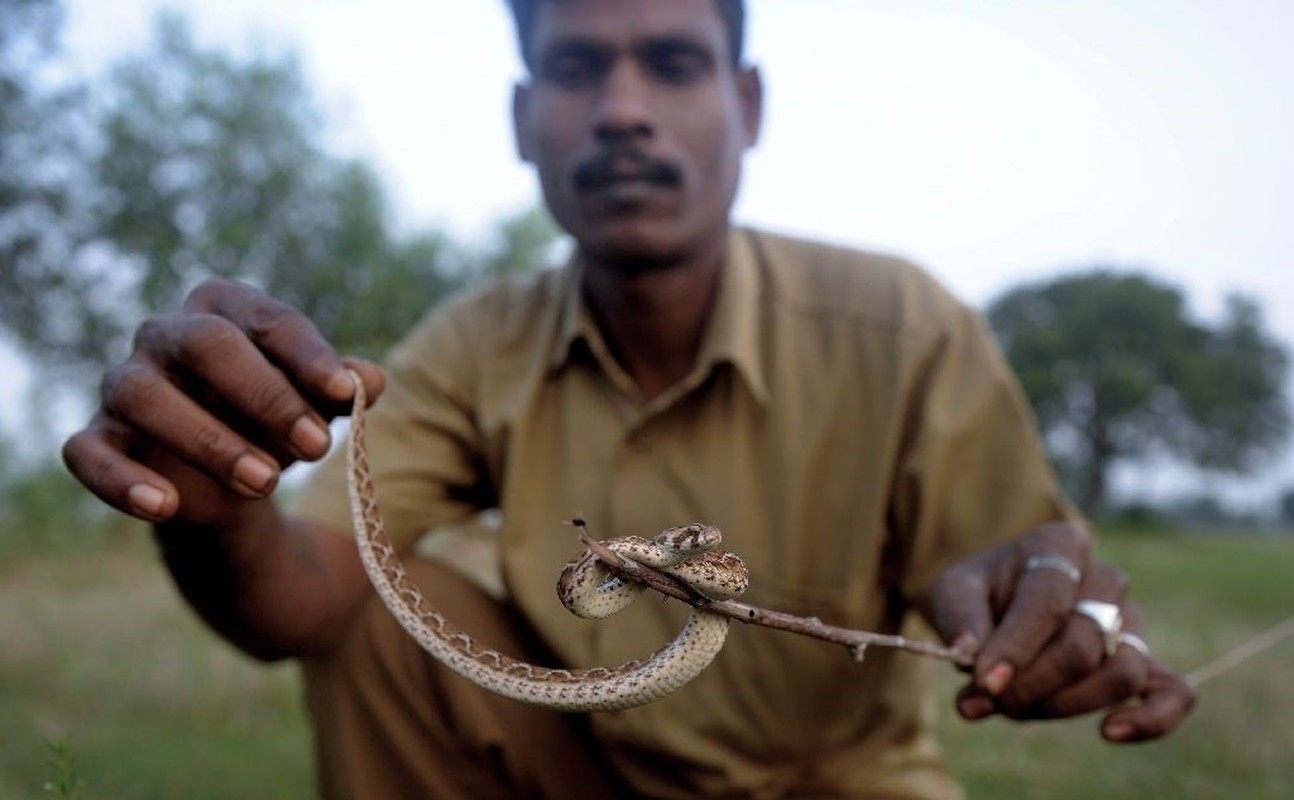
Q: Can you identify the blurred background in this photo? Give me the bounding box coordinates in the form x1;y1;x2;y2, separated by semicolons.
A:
2;1;1291;797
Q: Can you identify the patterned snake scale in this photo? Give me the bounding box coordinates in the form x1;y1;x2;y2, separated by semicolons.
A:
344;370;749;712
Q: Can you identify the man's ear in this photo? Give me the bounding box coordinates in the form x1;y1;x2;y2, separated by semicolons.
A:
511;81;536;163
736;65;764;148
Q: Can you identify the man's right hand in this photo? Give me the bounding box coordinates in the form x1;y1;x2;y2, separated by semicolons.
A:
62;278;385;525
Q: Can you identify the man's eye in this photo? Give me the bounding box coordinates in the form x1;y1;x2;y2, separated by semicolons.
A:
655;57;703;83
539;50;609;88
645;46;712;85
544;58;591;86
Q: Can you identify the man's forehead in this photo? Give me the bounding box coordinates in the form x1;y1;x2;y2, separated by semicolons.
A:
531;0;728;53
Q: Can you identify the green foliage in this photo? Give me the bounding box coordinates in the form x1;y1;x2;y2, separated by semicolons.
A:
79;13;457;369
0;550;311;799
988;269;1290;514
0;0;71;213
472;205;565;278
0;8;559;392
0;459;117;562
0;0;91;368
93;14;332;303
41;738;83;799
1280;489;1294;525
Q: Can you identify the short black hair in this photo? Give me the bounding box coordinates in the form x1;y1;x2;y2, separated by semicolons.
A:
506;0;747;70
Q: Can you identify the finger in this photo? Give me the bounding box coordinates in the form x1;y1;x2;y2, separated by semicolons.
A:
62;414;180;521
100;360;283;498
921;556;995;669
953;631;1146;723
991;565;1130;709
183;279;359;408
133;311;334;462
183;280;386;420
1100;659;1197;742
998;636;1149;720
953;682;999;722
1038;640;1149;719
973;522;1092;693
340;356;386;412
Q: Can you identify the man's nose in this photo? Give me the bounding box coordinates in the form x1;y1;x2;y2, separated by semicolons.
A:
593;62;653;142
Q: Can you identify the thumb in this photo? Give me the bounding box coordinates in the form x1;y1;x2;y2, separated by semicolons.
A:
922;563;994;664
923;564;1018;714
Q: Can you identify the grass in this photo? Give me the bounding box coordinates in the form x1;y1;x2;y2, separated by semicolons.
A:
0;538;313;799
1;525;1291;798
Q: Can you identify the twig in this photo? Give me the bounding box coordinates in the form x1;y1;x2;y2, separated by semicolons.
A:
575;529;973;668
575;522;1294;685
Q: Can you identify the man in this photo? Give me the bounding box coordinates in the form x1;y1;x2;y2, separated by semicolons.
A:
63;1;1195;797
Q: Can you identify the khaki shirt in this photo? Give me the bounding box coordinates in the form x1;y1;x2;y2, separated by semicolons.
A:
292;227;1074;799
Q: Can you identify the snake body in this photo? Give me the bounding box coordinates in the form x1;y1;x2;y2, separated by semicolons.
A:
344;371;748;712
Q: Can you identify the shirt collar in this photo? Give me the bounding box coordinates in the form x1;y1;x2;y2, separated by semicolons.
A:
547;227;769;406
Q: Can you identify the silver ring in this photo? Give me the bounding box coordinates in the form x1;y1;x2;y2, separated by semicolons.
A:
1074;599;1123;658
1117;632;1151;658
1024;553;1082;584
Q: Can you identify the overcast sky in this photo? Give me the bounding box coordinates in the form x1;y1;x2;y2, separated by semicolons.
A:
7;0;1292;506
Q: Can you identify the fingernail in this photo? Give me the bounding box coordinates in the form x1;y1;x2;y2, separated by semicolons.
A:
952;631;979;655
1104;721;1134;741
289;416;331;459
232;455;277;495
326;369;357;401
128;484;168;518
958;693;996;721
984;662;1014;696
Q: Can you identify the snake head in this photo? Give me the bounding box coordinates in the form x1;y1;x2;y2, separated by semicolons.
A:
655;523;723;552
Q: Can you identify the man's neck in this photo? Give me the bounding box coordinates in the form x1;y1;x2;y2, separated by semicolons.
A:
579;237;726;404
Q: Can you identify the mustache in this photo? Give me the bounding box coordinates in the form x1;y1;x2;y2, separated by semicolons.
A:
572;150;683;190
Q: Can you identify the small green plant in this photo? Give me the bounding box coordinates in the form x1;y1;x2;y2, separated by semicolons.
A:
42;737;84;799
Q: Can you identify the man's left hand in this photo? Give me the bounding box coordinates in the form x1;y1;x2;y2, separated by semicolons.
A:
920;521;1196;742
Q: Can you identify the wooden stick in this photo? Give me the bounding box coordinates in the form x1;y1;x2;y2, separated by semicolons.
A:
576;524;1294;686
575;529;974;668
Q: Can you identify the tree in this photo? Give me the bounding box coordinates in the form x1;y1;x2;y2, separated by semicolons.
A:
0;0;92;369
0;0;66;222
0;11;558;392
84;14;420;366
1280;489;1294;527
987;269;1290;515
471;205;565;279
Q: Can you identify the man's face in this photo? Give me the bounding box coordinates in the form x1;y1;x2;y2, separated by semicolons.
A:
512;0;762;269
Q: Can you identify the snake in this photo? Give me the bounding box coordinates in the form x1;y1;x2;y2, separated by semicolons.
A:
343;370;749;712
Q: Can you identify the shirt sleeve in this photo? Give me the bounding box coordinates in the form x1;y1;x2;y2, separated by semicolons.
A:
286;305;494;551
888;299;1082;600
